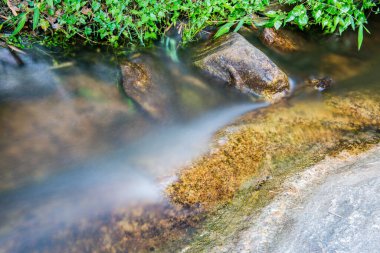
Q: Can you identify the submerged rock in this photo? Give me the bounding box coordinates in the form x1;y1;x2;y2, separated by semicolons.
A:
120;52;248;121
307;76;333;91
0;73;145;191
166;90;380;253
167;91;380;209
193;32;289;100
120;54;173;120
320;53;367;82
260;28;304;53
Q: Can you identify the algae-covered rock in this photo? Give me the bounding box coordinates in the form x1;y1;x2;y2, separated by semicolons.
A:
307;76;334;91
121;54;173;120
260;28;304;53
193;33;290;100
166;90;380;253
167;91;380;210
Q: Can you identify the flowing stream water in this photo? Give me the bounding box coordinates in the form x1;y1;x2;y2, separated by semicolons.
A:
0;18;380;253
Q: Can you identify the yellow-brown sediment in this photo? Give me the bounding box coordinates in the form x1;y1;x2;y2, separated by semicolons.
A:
1;200;203;253
167;91;380;209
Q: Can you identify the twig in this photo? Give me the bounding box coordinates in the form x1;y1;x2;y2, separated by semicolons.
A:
49;62;74;70
77;32;102;44
7;47;24;66
163;23;173;34
0;39;26;66
8;45;25;54
6;0;18;16
328;211;343;219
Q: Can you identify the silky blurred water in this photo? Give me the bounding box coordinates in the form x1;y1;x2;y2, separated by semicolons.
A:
0;17;380;252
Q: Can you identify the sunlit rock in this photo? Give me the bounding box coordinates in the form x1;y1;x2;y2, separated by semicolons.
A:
193;32;289;100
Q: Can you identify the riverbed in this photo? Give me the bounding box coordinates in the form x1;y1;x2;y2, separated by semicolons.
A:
1;18;380;253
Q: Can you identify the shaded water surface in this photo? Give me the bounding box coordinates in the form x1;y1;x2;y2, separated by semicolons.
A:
0;45;262;252
1;18;380;252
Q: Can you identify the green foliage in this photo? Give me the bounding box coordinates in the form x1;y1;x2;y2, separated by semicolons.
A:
267;0;379;49
32;7;40;31
12;13;27;35
0;0;378;48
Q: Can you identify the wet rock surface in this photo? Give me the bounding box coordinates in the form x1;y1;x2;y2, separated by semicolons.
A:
226;146;380;253
121;52;249;121
193;32;289;99
167;91;380;210
121;54;174;120
307;76;333;91
260;28;304;53
172;88;379;253
273;149;380;253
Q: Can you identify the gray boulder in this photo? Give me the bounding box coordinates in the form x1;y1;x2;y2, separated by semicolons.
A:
193;32;289;99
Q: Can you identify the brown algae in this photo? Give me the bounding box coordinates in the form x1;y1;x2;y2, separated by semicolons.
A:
167;91;380;209
167;90;380;252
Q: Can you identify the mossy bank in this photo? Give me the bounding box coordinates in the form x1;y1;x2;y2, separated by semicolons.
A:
167;89;380;252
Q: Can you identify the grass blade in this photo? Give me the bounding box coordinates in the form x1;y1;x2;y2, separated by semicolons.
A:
33;7;40;30
358;24;363;50
233;18;245;32
214;22;234;39
12;13;27;35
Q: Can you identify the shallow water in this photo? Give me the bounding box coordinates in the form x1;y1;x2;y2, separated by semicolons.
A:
1;18;380;253
0;43;264;252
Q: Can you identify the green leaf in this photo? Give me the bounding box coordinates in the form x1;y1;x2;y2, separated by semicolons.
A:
274;20;282;30
40;19;50;31
349;16;355;30
214;22;234;38
292;5;306;16
84;27;92;35
358;24;363;50
46;0;53;8
298;13;308;26
92;1;101;11
33;7;40;30
265;11;277;18
314;10;322;20
285;13;295;23
12;13;27;36
233;18;245;32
